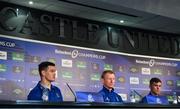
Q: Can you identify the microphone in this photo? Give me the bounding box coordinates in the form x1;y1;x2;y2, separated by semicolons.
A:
66;83;77;102
133;90;142;98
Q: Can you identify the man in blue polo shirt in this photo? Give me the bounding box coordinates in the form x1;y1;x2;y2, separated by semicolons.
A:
141;77;169;104
28;61;63;102
98;70;123;102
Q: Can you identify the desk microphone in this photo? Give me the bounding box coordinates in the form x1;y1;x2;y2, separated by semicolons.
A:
66;83;77;102
133;90;142;98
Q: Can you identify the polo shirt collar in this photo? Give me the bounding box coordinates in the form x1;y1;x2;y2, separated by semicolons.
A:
103;86;114;93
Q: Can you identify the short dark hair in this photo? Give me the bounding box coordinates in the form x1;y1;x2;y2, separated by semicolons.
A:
101;70;115;79
150;77;162;85
38;61;55;76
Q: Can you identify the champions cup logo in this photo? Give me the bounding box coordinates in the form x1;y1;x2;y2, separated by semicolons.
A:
71;50;79;58
149;59;155;67
136;59;177;67
0;41;15;48
55;49;106;59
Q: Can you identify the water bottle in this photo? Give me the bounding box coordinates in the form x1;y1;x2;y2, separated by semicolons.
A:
173;92;178;104
42;88;49;101
130;90;136;103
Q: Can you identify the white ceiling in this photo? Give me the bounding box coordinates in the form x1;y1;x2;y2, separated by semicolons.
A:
2;0;180;34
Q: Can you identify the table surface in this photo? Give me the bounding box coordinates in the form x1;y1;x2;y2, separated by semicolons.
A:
0;100;180;108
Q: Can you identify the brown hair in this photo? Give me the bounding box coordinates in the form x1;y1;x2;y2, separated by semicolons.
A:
150;77;162;85
38;61;55;76
101;70;115;79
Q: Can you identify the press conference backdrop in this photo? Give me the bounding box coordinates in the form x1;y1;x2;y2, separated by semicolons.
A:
0;35;180;102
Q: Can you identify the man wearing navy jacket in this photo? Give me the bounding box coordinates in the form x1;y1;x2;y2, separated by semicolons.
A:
28;61;63;102
141;77;169;104
98;70;123;102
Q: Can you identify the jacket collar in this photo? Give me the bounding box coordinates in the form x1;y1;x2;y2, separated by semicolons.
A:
103;86;114;93
37;81;54;90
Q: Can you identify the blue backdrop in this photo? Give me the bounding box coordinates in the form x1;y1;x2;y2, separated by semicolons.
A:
0;35;180;102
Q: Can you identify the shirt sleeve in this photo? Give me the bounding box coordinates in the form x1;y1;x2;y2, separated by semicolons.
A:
27;90;36;100
117;94;123;102
140;96;148;103
56;87;63;101
27;89;42;100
